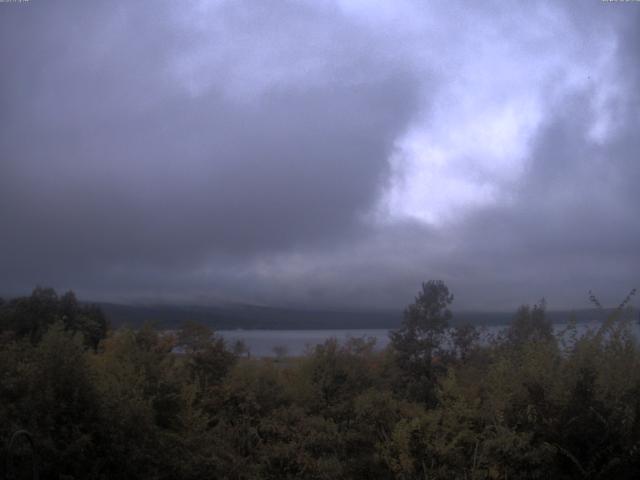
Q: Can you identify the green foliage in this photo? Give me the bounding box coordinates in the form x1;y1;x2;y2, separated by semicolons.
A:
451;323;481;362
389;280;454;404
0;287;108;348
506;300;553;347
1;285;640;479
177;320;237;393
0;323;101;479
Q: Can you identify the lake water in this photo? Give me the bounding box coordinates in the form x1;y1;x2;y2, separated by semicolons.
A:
218;321;640;357
218;329;391;357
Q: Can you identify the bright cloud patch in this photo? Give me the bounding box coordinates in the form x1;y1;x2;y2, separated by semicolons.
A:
374;2;624;227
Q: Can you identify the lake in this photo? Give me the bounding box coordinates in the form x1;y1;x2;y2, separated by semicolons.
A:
218;321;640;357
217;329;391;357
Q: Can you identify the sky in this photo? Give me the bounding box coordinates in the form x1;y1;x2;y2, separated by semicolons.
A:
1;0;639;311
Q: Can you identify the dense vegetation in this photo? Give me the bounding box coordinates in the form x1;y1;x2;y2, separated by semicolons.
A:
1;283;639;479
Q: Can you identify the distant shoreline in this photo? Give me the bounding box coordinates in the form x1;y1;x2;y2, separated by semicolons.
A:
98;302;622;331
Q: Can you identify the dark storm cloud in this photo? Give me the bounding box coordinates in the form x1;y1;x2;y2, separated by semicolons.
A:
221;2;640;311
0;1;638;310
0;1;419;294
383;7;640;310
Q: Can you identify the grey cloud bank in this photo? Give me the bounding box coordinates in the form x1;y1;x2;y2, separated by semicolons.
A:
0;0;638;311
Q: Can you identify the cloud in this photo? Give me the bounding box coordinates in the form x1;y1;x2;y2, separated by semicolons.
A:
0;1;638;311
0;0;419;291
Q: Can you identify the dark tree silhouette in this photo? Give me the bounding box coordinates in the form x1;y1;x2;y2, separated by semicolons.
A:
390;280;453;404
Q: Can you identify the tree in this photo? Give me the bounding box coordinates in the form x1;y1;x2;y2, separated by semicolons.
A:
506;300;553;347
451;323;480;362
8;286;59;341
390;280;454;404
177;321;236;393
59;290;109;349
28;322;101;478
0;288;108;348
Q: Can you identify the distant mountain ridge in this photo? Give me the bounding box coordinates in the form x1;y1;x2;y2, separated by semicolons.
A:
96;302;618;330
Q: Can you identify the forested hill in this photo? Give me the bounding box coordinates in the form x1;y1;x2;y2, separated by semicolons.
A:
97;303;402;330
97;302;612;330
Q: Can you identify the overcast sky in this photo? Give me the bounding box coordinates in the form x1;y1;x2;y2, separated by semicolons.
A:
1;0;638;311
